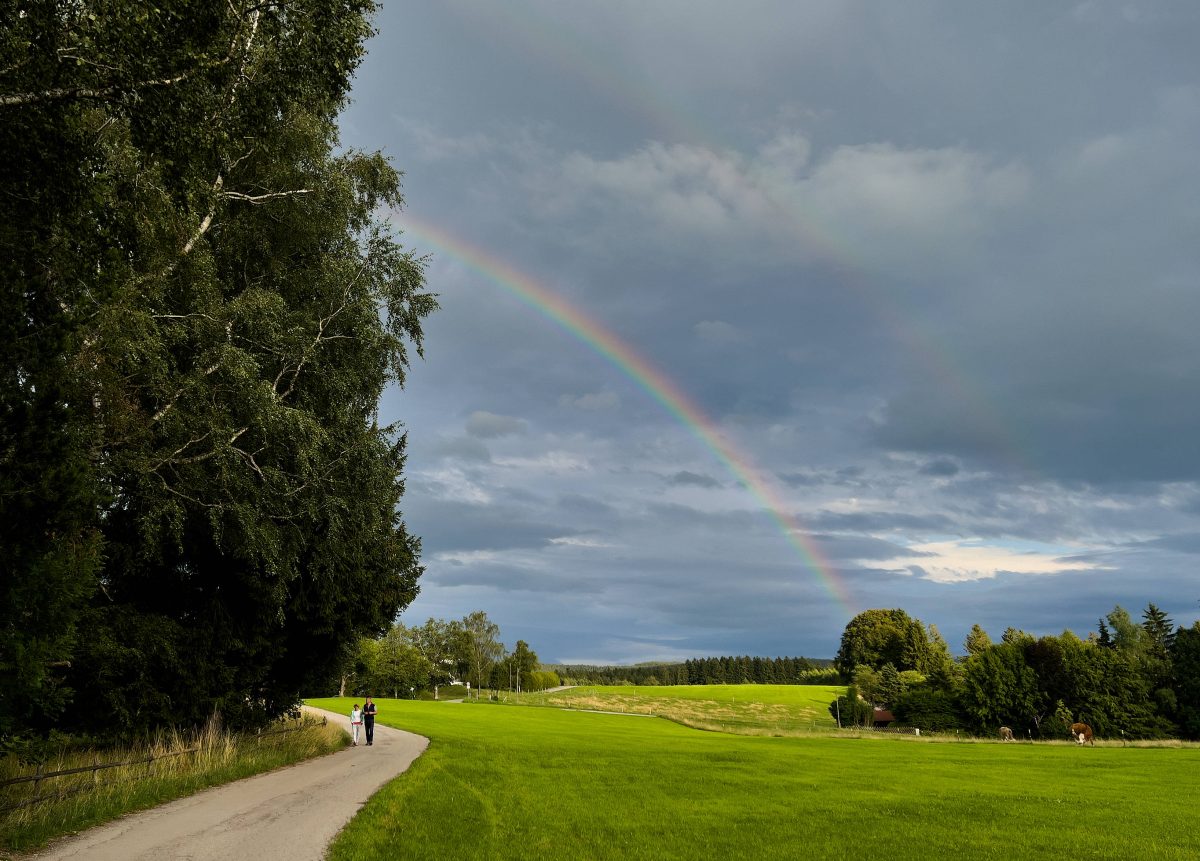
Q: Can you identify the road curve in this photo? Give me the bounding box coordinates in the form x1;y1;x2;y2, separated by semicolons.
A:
30;707;427;861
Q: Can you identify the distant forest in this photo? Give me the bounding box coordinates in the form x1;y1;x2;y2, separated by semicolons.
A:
550;656;838;686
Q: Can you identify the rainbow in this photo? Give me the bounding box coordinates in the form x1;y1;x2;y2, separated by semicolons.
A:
391;214;855;616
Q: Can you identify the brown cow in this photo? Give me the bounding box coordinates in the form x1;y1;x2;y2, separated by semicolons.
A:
1070;722;1094;746
999;726;1015;742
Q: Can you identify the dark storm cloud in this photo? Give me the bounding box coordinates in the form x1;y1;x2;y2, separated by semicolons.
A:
807;511;958;535
919;458;960;477
340;1;1200;662
778;471;824;488
814;533;935;563
1134;533;1200;555
665;470;722;489
404;495;565;554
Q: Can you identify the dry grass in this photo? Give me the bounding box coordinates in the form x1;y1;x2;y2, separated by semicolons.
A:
520;685;840;736
0;714;346;854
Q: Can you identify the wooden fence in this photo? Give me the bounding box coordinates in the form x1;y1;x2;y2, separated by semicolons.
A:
0;716;325;814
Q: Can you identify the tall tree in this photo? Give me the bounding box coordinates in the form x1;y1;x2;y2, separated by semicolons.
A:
877;663;904;708
1106;606;1147;653
923;623;956;678
852;665;883;706
960;641;1042;731
1171;623;1200;739
1142;604;1176;654
1140;603;1176;711
373;625;431;700
964;624;993;656
834;608;936;676
411;619;462;699
460;610;503;690
512;640;538;693
1;0;435;737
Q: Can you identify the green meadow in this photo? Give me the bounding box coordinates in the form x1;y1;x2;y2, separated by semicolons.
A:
308;695;1200;861
515;683;843;734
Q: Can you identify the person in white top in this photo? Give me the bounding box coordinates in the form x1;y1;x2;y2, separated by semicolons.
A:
349;704;363;746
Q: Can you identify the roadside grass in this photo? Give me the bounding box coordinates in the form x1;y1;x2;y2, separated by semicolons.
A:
514;684;844;734
0;714;347;854
310;695;1200;861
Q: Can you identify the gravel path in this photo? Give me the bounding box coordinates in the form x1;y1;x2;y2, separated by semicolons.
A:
29;707;427;861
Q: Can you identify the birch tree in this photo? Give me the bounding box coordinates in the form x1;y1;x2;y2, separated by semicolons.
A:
1;0;435;737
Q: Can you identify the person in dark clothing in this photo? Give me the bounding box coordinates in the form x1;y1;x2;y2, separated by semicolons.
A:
363;696;377;745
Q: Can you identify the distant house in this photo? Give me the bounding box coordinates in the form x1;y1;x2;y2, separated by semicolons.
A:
873;708;895;728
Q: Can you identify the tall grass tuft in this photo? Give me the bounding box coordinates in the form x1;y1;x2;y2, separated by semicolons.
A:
0;713;347;853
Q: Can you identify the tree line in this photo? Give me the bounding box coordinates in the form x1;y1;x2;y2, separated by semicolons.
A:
552;656;837;687
340;611;562;700
830;605;1200;739
1;1;434;745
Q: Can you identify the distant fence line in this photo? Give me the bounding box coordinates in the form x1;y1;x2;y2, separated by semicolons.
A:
0;715;324;814
840;725;923;735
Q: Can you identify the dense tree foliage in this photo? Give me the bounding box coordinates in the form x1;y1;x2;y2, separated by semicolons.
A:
342;614;838;696
960;640;1042;729
1172;623;1200;738
341;612;552;697
891;687;964;731
829;685;874;727
552;656;836;687
553;662;690;686
834;608;950;677
838;605;1200;739
1;1;434;740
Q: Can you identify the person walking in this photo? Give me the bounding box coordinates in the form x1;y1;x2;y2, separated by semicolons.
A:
349;704;363;746
363;697;377;746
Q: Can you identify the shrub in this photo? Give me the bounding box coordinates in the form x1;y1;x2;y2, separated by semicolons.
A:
892;687;965;731
829;686;874;727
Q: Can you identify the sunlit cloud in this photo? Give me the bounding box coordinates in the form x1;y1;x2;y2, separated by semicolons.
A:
868;539;1108;584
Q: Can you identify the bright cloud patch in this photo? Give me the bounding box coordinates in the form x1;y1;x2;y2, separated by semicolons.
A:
868;539;1101;583
548;536;615;548
493;451;592;474
554;133;1028;271
421;468;492;504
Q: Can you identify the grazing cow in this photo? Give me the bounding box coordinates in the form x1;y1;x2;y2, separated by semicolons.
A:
999;726;1015;742
1069;722;1094;746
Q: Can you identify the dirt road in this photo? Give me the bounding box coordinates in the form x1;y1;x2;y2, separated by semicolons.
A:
30;707;427;861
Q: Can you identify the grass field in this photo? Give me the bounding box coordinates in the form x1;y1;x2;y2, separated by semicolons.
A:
309;695;1200;860
514;684;844;734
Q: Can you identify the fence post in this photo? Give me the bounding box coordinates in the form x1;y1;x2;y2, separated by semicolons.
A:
33;762;45;800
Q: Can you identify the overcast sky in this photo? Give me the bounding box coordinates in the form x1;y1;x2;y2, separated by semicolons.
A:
339;0;1200;664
